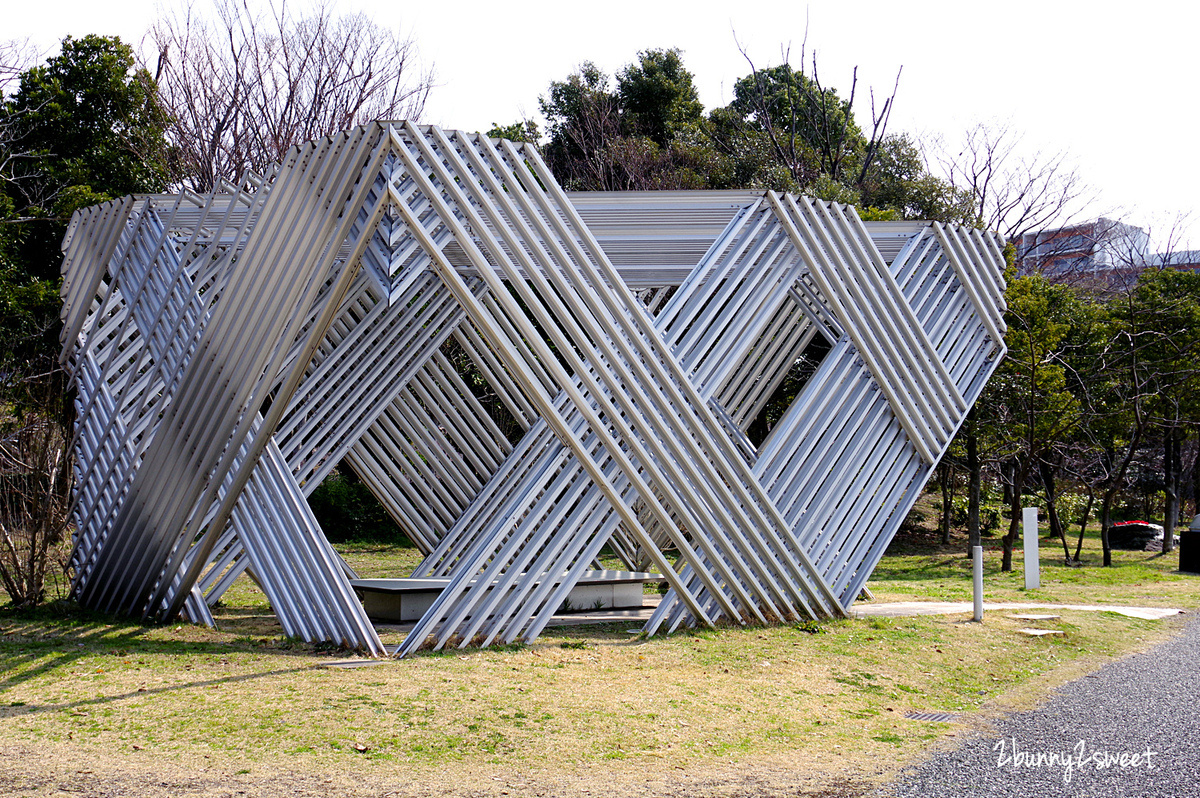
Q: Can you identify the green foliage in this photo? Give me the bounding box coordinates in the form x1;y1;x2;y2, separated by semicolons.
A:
725;63;862;180
1;35;170;365
979;274;1090;470
857;134;975;223
486;119;539;144
806;173;862;206
615;48;703;147
540;61;611;134
538;61;616;183
1129;267;1200;417
702;105;796;192
535;53;731;192
0;36;170;607
533;47;960;225
306;467;409;545
7;36;169;202
0;260;61;368
948;244;1200;565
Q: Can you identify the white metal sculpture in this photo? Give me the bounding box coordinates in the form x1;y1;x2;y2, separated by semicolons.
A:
60;122;1007;656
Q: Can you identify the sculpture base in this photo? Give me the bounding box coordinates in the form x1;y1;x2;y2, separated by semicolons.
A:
350;570;664;623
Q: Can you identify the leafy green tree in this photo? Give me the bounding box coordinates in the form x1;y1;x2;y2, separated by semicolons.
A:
9;36;168;203
487;119;539;144
0;35;170;607
615;48;703;147
538;62;620;188
307;467;409;545
1075;295;1152;566
531;46;963;218
702;106;798;191
980;274;1085;569
1;35;169;359
535;53;728;192
1128;267;1200;549
723;62;863;186
858;134;973;223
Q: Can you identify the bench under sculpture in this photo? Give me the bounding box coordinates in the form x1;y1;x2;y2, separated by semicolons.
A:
59;122;1007;656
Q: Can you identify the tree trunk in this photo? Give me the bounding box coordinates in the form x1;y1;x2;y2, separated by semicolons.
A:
938;461;954;545
1190;431;1200;517
1039;458;1071;561
1098;397;1145;566
1099;496;1113;567
1002;488;1021;572
967;411;981;559
1074;489;1094;562
1164;430;1182;552
1001;458;1026;572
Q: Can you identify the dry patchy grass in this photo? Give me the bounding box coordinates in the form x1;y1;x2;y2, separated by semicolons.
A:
0;531;1195;796
0;607;1186;794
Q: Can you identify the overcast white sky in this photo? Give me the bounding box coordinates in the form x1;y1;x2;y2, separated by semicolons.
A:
8;0;1197;247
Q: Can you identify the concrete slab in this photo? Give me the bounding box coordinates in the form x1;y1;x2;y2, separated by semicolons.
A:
371;595;664;640
353;572;664;623
1017;628;1065;637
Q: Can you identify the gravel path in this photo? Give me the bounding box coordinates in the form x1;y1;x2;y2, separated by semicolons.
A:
882;615;1200;797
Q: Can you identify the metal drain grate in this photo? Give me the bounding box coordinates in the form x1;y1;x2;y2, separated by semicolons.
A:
904;711;959;722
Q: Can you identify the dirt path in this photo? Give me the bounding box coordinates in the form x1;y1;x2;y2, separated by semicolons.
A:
0;742;880;797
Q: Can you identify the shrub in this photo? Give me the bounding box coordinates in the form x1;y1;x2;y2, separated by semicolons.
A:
306;465;411;545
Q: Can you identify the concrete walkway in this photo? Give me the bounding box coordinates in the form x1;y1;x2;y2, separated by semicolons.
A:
851;601;1184;621
373;597;1182;637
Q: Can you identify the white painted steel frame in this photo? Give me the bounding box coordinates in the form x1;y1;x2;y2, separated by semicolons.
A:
60;122;1006;656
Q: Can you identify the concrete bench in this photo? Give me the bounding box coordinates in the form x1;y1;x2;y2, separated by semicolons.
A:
350;570;664;623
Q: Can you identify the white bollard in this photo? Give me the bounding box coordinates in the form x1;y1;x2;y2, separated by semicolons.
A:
972;545;983;622
1023;506;1040;590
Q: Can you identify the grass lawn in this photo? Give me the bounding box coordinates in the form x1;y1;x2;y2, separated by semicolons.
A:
0;527;1196;797
869;520;1195;607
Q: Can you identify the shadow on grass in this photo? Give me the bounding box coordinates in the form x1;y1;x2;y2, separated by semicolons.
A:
0;663;316;717
0;601;334;696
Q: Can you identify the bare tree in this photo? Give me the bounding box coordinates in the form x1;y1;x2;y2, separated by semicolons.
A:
1062;217;1198;564
1135;218;1198;552
0;38;46;218
150;0;433;192
733;33;901;192
0;364;74;608
0;37;38;95
935;121;1092;242
546;78;624;190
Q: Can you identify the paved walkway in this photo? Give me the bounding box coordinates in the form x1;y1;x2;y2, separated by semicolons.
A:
373;598;1182;637
851;601;1184;621
881;613;1200;797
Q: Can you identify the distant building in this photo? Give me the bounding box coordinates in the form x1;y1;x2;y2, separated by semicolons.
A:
1150;250;1200;272
1018;218;1150;278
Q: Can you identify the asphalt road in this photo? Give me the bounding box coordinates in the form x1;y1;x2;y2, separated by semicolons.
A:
882;614;1199;798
